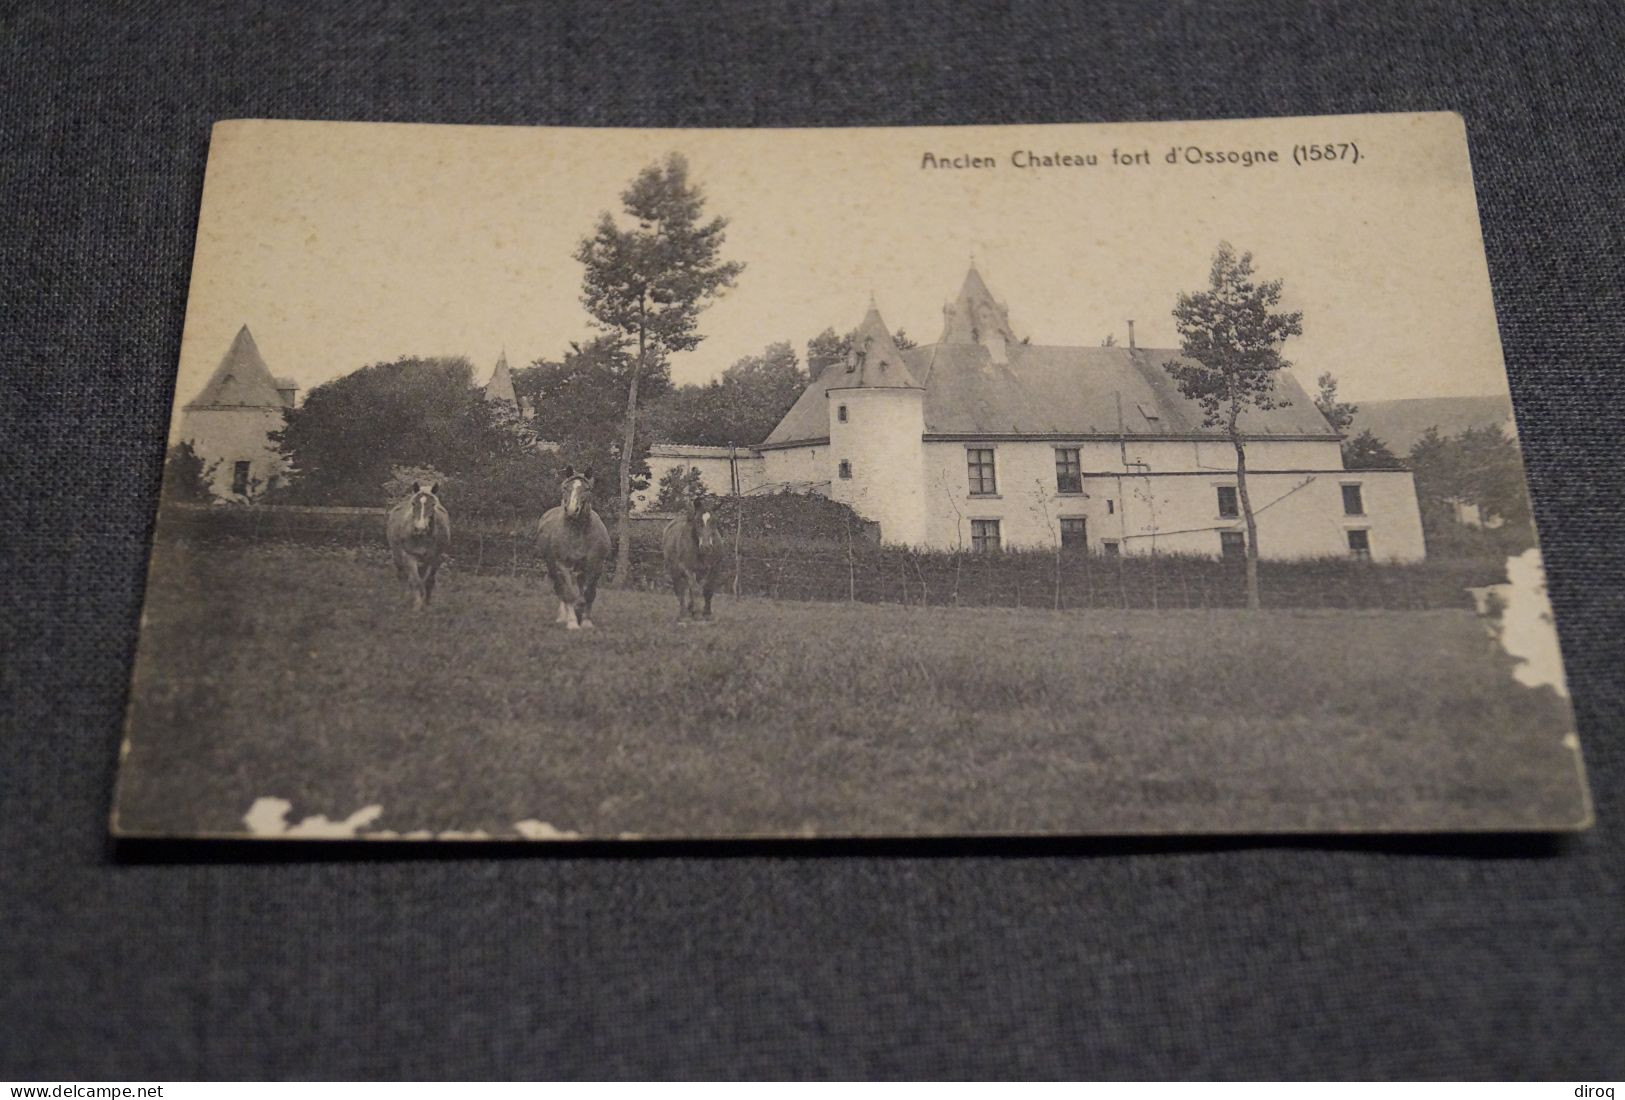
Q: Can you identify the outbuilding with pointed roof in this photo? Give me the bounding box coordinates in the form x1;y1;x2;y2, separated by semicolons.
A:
177;325;297;500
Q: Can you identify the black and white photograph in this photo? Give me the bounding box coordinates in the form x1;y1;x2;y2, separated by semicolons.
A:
113;112;1589;840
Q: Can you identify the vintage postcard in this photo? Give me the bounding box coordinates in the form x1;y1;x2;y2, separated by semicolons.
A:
114;112;1590;840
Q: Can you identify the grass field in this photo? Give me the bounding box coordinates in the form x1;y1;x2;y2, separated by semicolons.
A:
114;540;1587;840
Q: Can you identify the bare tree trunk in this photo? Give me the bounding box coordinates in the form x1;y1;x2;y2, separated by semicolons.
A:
1234;434;1261;610
614;324;645;588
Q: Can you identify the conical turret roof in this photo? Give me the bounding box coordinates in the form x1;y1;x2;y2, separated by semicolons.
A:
831;305;921;389
483;350;517;404
939;264;1018;349
188;325;285;408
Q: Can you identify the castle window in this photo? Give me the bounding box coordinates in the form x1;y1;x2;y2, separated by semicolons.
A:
966;448;997;495
1216;485;1239;518
1347;529;1372;560
232;461;251;497
1060;517;1087;548
1106;499;1115;515
837;404;848;423
838;460;852;479
1342;483;1365;516
971;519;1001;553
1220;531;1246;560
1102;539;1120;557
1055;448;1083;493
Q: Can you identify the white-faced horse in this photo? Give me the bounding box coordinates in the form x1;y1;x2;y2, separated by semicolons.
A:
661;492;726;622
537;467;611;630
386;482;451;611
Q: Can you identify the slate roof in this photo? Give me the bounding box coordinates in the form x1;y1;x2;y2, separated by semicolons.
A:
827;305;921;391
939;265;1018;347
761;269;1337;448
763;339;1335;447
187;325;285;408
482;351;517;404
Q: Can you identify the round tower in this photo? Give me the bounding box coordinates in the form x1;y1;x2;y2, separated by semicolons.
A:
825;305;927;545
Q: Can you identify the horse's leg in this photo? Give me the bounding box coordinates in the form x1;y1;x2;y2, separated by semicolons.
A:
702;567;715;621
545;563;573;625
684;568;700;619
392;547;408;586
579;570;598;629
423;562;438;607
559;567;584;631
672;570;689;621
406;557;425;611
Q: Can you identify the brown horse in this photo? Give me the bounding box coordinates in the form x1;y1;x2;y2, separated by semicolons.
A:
536;467;611;630
386;482;451;611
662;492;727;622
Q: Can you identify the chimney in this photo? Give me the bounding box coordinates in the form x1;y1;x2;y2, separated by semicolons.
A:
1126;320;1136;350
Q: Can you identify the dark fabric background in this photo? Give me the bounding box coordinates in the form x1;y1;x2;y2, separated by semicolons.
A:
3;0;1622;1080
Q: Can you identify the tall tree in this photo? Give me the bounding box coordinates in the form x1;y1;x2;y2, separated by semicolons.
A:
273;356;513;506
1164;242;1304;609
653;340;806;447
806;327;849;380
514;337;666;493
1408;423;1533;553
575;154;743;585
1313;371;1358;437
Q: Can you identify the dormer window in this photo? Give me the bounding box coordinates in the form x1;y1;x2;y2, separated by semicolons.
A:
1136;402;1160;423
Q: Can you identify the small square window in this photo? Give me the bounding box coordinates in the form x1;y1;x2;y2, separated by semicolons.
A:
837;404;848;423
1347;529;1371;560
1059;517;1087;548
1055;448;1082;494
838;459;852;479
1102;539;1120;557
1342;483;1364;516
971;519;1001;553
1220;530;1246;560
1216;485;1239;518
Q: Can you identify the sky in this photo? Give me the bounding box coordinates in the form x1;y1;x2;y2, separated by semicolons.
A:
171;113;1512;434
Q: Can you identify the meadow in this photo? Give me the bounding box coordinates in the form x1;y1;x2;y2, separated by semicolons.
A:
114;539;1586;840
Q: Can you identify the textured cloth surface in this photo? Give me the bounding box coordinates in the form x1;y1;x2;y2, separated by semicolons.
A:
2;0;1623;1080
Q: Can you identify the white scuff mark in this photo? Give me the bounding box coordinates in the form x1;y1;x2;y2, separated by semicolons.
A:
1468;547;1569;698
515;819;582;840
436;829;493;840
243;796;384;838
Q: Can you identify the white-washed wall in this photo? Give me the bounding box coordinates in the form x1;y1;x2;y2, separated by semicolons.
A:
828;387;928;545
178;406;288;499
757;443;830;495
917;439;1422;560
634;449;765;511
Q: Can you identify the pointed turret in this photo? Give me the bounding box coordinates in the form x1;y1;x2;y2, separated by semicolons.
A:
834;305;921;389
482;350;517;405
939;264;1018;363
188;325;284;408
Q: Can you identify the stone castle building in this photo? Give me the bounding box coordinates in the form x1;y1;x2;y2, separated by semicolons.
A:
646;267;1427;561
